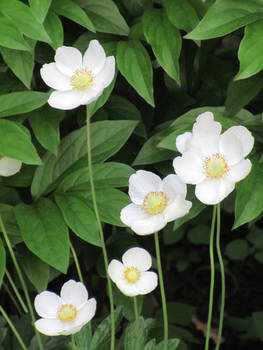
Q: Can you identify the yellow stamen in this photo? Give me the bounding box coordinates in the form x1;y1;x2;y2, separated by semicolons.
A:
204;153;229;179
124;267;141;283
71;69;93;89
57;304;77;322
142;191;168;215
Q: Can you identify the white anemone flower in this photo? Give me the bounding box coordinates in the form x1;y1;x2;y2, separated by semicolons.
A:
108;247;158;297
34;280;96;336
173;112;254;205
0;155;22;176
120;170;192;235
40;40;115;110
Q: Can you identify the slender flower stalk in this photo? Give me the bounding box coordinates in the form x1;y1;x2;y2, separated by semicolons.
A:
0;305;27;350
3;282;23;316
154;232;168;350
0;216;44;350
133;296;140;350
69;241;84;283
5;269;28;313
215;203;225;350
71;335;76;350
86;105;115;350
204;206;217;350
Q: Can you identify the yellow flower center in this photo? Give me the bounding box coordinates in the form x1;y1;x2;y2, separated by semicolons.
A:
124;267;141;283
142;191;168;215
204;153;229;179
71;69;93;89
57;304;77;322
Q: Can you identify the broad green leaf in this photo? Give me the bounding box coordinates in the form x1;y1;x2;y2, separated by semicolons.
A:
3;165;35;188
234;156;263;229
75;323;92;350
0;15;30;50
124;317;155;350
224;239;250;260
44;10;64;50
15;198;69;273
0;0;51;43
52;0;95;32
31;120;137;198
0;46;34;89
77;0;129;36
236;20;263;80
185;0;263;40
144;339;156;350
117;40;154;106
0;120;41;165
29;0;52;22
156;339;181;350
143;9;181;84
0;186;21;206
187;225;210;245
0;91;50;118
0;236;5;286
252;312;263;341
0;204;20;236
29;106;64;154
55;193;101;247
247;228;263;249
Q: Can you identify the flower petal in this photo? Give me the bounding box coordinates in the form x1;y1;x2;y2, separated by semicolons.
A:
115;279;138;297
195;178;235;205
221;125;254;157
129;170;163;205
163;196;192;222
59;324;83;336
135;271;158;295
35;318;65;336
176;132;192;153
120;203;147;228
80;86;103;105
34;291;62;319
163;174;187;200
40;63;72;91
228;159;251;182
0;157;22;177
131;214;167;235
219;132;244;166
173;153;205;185
48;89;85;110
94;56;115;88
122;247;152;271
60;280;88;309
108;259;125;283
74;298;96;326
55;46;82;76
83;40;106;75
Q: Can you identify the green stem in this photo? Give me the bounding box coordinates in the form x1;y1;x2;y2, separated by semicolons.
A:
86;106;115;350
0;305;27;350
133;296;140;350
6;269;28;314
71;334;76;350
204;206;217;350
215;203;225;350
0;216;44;350
69;241;83;283
154;232;168;350
3;281;23;315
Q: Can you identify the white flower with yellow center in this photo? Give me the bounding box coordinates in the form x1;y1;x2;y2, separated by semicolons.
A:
173;112;254;205
108;247;158;297
40;40;115;110
0;155;22;177
34;280;96;336
120;170;192;235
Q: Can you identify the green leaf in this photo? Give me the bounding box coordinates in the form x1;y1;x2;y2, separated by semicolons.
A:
247;228;263;249
52;0;95;32
124;317;155;350
156;339;181;350
0;120;41;165
236;20;263;80
0;204;20;236
144;339;156;350
75;323;92;350
187;225;210;245
14;198;69;273
0;236;5;286
0;15;30;50
0;91;50;118
78;0;129;36
0;0;51;43
117;40;154;106
252;311;263;341
185;0;263;40
234;156;263;229
29;0;52;22
44;10;64;50
224;239;250;260
31;120;137;198
55;193;101;247
143;9;181;84
0;46;34;89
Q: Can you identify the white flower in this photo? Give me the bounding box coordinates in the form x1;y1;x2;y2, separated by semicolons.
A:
40;40;115;110
108;247;158;297
120;170;192;235
173;112;254;205
0;155;22;176
34;280;96;336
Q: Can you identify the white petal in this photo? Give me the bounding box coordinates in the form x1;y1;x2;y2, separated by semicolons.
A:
163;196;192;222
129;170;163;205
131;214;167;235
55;46;82;76
173;153;205;185
75;298;96;326
48;89;85;110
176;132;192;153
122;247;152;271
83;40;106;75
163;174;187;200
135;271;158;295
108;260;125;283
94;56;115;88
195;178;235;205
222;126;254;157
60;280;88;309
60;324;83;336
115;279;138;297
40;63;72;91
80;86;103;105
228;159;252;183
120;203;147;228
35;318;65;336
34;291;62;319
0;157;22;177
219;132;244;165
